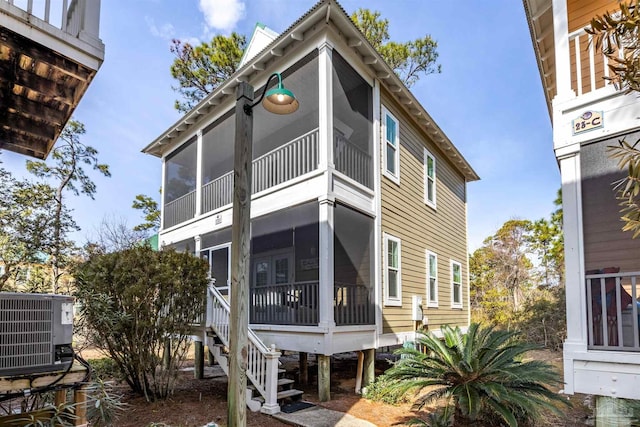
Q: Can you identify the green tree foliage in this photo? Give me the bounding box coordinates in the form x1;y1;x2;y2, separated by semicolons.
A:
0;157;76;291
470;219;534;324
132;193;161;233
350;8;441;87
170;33;246;112
75;246;209;401
587;3;640;236
26;120;110;292
530;189;564;286
381;324;568;427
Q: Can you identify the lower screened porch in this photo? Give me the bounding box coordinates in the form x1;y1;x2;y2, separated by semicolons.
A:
194;201;376;336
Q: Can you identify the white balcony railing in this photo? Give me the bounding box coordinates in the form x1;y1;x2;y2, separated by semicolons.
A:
569;27;622;97
334;134;372;189
1;0;100;42
200;128;319;215
164;190;196;229
586;271;640;351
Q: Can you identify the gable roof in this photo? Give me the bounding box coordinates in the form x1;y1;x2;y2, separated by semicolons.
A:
143;0;479;182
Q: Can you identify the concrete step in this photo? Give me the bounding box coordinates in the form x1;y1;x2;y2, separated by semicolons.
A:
277;388;303;401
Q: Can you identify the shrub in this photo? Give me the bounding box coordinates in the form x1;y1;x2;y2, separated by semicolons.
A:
75;246;209;401
382;323;569;427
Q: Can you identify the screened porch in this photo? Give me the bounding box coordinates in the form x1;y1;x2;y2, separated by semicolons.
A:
198;202;375;327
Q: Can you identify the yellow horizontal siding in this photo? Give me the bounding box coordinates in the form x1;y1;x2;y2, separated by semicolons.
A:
379;91;469;334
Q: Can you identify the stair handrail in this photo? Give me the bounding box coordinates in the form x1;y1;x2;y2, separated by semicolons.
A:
206;285;282;414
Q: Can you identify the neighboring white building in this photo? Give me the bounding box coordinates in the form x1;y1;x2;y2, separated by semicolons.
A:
524;0;640;420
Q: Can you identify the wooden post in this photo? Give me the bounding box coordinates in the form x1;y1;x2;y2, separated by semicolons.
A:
228;82;254;427
355;351;364;393
318;354;331;402
208;346;215;366
55;389;66;406
299;352;308;385
74;386;87;427
194;340;204;379
363;348;375;387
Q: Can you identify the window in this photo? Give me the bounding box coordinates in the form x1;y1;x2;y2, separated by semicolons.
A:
426;251;438;307
382;108;400;184
424;148;436;208
451;260;462;308
383;234;401;306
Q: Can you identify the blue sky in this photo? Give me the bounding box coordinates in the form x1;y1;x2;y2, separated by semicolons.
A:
2;0;559;251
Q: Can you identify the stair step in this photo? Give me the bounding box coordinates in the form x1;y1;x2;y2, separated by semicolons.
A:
278;369;286;375
277;389;303;401
278;378;295;388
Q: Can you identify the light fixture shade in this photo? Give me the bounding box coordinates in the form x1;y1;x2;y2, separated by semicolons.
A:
262;85;299;114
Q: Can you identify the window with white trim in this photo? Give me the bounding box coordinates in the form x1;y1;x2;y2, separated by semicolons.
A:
451;260;463;308
383;234;402;306
424;148;436;208
426;250;438;307
382;108;400;184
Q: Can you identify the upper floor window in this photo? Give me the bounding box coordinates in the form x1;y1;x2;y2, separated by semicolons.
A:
424;148;436;208
426;250;438;307
382;108;400;184
451;260;462;309
384;233;402;306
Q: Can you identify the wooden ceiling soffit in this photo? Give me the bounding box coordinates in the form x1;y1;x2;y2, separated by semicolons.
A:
1;111;58;140
0;60;77;105
0;90;68;125
0;128;49;158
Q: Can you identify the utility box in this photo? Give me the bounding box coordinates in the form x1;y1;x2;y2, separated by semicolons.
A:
0;293;74;376
411;295;423;321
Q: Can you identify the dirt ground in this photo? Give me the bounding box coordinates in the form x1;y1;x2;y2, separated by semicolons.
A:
80;347;594;427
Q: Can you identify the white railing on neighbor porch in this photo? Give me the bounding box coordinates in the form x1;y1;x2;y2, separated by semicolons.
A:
586;271;640;351
164;190;196;229
334;134;372;188
569;27;620;97
206;286;281;412
1;0;100;40
201;128;319;214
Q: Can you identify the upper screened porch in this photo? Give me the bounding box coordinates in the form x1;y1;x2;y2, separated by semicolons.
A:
161;48;374;230
0;0;104;158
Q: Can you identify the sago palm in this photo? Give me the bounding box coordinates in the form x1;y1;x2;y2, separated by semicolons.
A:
384;323;568;426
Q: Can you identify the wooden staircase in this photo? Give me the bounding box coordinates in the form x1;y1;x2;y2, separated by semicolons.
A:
205;286;303;414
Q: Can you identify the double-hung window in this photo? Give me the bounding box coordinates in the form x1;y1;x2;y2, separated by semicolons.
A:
426;250;438;307
384;234;401;306
424;148;436;208
383;108;400;184
451;260;462;308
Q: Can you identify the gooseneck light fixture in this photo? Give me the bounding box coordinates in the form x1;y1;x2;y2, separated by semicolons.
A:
243;72;299;115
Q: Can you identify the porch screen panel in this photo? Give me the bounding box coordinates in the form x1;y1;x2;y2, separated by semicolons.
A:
250;202;319;326
334;203;375;325
332;51;373;189
164;137;197;227
252;51;319;193
201;111;235;213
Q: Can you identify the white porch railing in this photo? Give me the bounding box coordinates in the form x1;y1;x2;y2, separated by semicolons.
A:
164;190;196;229
206;286;281;413
200;128;319;215
334;134;372;189
1;0;100;40
586;271;640;351
569;27;620;97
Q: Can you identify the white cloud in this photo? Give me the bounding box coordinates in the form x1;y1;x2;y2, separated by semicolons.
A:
198;0;245;33
145;16;176;40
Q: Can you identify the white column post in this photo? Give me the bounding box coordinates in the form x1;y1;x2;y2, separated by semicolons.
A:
318;198;335;331
557;144;586;395
372;79;383;337
552;0;573;102
318;40;334;171
160;156;166;231
260;345;282;415
78;0;102;46
195;129;203;216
